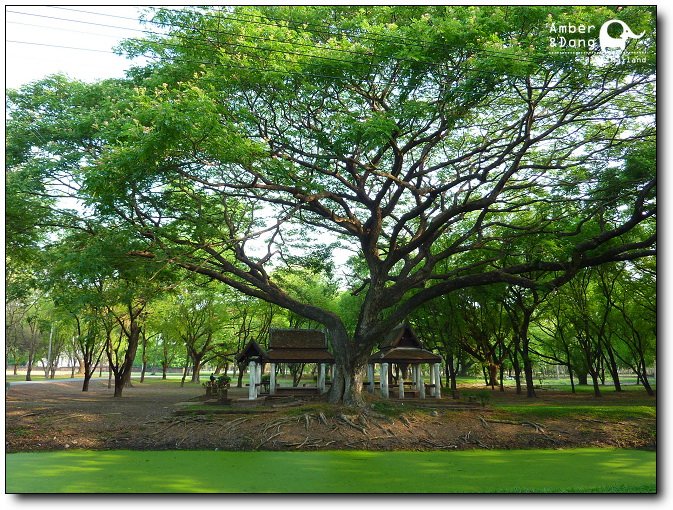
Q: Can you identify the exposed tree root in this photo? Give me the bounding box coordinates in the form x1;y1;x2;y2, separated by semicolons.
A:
256;431;282;450
338;414;367;435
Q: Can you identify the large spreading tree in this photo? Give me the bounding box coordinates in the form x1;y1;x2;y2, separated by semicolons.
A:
6;6;655;403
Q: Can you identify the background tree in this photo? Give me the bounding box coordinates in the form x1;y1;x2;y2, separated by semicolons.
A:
410;294;464;394
162;282;232;385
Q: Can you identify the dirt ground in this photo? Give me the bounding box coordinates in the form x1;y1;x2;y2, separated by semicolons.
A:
5;378;656;453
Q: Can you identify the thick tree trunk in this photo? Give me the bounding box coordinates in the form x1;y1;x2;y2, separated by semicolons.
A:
327;324;367;406
585;348;602;397
523;354;536;398
638;353;655;397
512;350;522;395
81;357;96;392
604;344;622;392
445;354;457;393
487;362;498;389
26;356;33;381
82;373;92;392
329;355;366;405
113;372;125;398
521;337;536;398
112;322;141;398
191;357;202;383
77;355;86;375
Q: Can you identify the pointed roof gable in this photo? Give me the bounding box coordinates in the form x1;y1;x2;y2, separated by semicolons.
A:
235;340;267;363
381;324;424;350
370;324;442;364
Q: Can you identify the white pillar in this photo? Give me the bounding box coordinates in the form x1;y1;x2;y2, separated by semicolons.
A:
430;364;436;397
367;364;374;393
380;363;389;398
270;362;276;395
318;363;325;393
248;360;257;400
434;363;442;399
398;373;405;399
419;366;425;399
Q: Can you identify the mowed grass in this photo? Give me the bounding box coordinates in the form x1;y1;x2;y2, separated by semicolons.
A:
6;448;655;493
492;404;656;421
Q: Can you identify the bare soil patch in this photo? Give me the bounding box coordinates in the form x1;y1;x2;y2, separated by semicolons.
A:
5;379;656;453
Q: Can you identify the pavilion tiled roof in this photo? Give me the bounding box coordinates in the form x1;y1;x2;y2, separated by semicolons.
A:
234;340;267;362
263;328;335;364
369;347;442;364
265;348;335;363
369;324;442;364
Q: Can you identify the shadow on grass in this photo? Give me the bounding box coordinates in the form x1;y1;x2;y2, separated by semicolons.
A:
6;448;655;494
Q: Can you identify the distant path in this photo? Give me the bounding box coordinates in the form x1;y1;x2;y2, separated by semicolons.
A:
7;377;107;386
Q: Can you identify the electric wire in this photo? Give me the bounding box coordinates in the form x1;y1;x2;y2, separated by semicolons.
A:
10;5;626;90
19;6;547;68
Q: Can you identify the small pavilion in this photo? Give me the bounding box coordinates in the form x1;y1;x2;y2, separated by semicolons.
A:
235;329;335;400
367;324;442;399
234;340;267;400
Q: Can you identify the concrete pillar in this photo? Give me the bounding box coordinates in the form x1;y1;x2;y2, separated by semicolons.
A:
318;363;325;393
434;363;442;399
413;365;420;390
367;364;374;393
429;364;436;397
398;373;405;399
419;366;425;399
380;363;389;398
269;362;276;395
248;360;257;400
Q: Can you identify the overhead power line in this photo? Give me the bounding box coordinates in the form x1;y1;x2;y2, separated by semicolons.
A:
7;6;549;89
7;40;116;54
5;39;377;84
8;36;546;90
40;5;546;67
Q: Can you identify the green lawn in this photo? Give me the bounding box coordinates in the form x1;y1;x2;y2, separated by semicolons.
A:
492;404;656;421
6;448;655;493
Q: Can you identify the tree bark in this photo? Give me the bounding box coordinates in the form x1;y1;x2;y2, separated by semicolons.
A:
191;357;202;383
511;347;522;395
26;355;33;381
603;343;622;391
638;353;655;397
111;322;141;398
327;324;368;405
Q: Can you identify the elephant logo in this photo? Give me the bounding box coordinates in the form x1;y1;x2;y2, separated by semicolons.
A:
599;19;644;51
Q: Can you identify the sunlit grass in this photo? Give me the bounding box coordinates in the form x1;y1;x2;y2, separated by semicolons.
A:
492;404;656;421
6;448;655;494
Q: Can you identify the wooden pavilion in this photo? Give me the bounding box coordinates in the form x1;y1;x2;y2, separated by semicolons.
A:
235;329;335;400
367;324;443;399
234;340;267;400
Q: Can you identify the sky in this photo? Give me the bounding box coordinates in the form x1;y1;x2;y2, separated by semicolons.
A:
5;5;151;89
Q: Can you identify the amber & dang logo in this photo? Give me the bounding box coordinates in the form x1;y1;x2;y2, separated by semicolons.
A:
547;16;648;64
